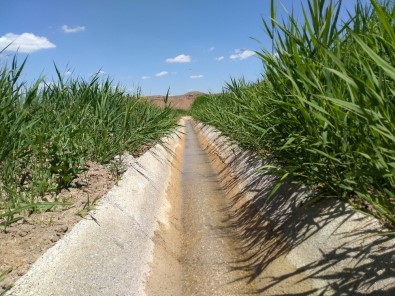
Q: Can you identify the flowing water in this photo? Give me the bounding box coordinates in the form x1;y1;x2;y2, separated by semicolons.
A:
179;121;255;295
146;120;311;295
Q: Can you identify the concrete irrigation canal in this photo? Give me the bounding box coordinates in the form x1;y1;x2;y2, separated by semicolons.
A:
7;118;395;295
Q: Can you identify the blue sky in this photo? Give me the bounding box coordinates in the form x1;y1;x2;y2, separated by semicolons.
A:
1;0;361;95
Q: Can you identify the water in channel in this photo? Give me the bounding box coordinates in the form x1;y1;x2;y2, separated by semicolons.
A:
178;121;252;295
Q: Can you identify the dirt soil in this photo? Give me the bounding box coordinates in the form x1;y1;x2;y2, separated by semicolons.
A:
144;91;205;110
0;162;117;293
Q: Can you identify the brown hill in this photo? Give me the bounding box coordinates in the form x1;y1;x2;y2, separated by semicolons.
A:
144;91;205;110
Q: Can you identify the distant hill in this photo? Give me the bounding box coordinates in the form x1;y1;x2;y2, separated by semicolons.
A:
143;91;206;110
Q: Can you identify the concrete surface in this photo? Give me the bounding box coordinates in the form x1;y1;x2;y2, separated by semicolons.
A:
193;121;395;295
147;119;315;295
7;128;182;296
179;121;258;295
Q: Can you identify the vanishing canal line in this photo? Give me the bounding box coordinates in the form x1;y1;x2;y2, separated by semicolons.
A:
146;120;255;295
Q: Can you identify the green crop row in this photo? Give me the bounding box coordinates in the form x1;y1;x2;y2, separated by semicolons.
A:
0;55;179;228
191;0;395;229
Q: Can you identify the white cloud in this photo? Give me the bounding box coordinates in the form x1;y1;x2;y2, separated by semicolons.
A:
141;76;150;80
209;47;215;51
215;56;224;61
89;70;106;77
61;25;86;33
155;71;168;77
0;33;55;53
64;71;72;76
190;75;203;79
229;49;256;60
166;54;191;63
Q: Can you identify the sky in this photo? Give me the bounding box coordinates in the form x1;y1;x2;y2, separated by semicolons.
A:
0;0;362;96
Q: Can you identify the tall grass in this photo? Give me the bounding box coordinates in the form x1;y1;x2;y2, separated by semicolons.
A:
0;56;179;228
191;0;395;228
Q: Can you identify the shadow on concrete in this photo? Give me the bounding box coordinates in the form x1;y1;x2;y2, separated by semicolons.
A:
197;123;395;295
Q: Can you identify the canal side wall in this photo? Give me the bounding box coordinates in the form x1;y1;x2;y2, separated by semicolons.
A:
7;118;395;295
7;125;184;296
193;121;395;295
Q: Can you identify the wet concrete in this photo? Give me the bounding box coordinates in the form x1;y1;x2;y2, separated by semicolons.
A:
180;121;254;295
146;119;319;295
146;120;256;296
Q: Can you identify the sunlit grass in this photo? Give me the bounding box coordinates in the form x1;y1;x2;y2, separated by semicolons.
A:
191;0;395;229
0;56;179;229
